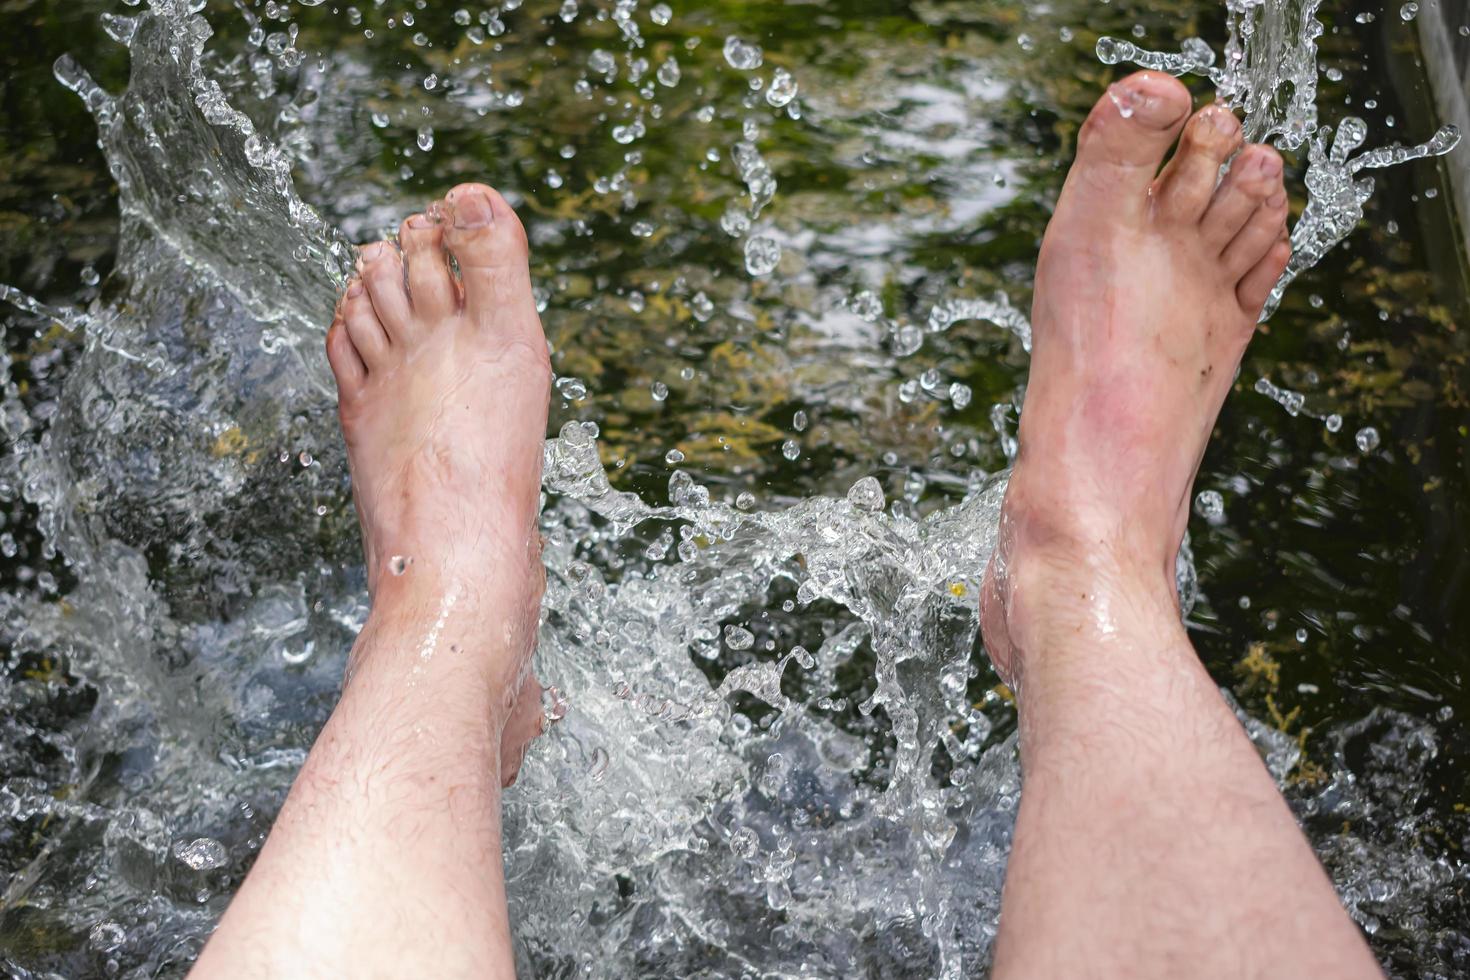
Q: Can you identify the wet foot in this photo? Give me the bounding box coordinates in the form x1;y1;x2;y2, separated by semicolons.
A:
325;183;551;722
981;72;1291;681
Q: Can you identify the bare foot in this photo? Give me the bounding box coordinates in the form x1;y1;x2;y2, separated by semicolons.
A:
325;182;551;734
981;72;1291;683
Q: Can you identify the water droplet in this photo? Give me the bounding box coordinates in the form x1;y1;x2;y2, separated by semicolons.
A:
765;67;797;107
1400;2;1418;21
846;476;885;513
849;290;882;321
729;826;759;858
735;491;756;510
611;120;645;144
416;126;434;151
893;325;924;357
724;625;755;650
1325;413;1343;433
650;2;672;25
720;206;752;237
1356;426;1380;453
665;448;684;464
556;376;589;400
656;58;681;87
743;236;781;276
722;36;763;71
422;73;438;91
650;381;669;402
558;0;578;22
949;382;972;410
780;439;800;461
389;555;412;576
588;49;616;76
631;220;656;238
80;265;100;286
792;410;808;432
1295;628;1309;643
1194;489;1225;520
690;291;715;321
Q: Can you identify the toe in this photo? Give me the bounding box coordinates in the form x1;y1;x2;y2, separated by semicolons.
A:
326;311;367;391
1236;238;1292;316
1153;104;1244;224
342;276;393;369
359;240;414;343
1063;71;1192;222
1222;185;1290;279
400;210;459;324
1199;144;1284;251
441;183;536;315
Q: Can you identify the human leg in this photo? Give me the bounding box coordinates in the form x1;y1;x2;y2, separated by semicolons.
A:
981;73;1380;979
192;183;549;978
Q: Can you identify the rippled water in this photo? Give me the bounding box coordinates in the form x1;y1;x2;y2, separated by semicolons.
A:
2;0;1469;976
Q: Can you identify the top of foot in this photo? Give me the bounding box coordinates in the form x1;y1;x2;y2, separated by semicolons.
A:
981;72;1292;681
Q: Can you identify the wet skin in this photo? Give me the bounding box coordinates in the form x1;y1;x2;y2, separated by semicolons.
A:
978;72;1381;979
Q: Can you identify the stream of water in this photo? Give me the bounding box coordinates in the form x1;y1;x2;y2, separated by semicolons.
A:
2;0;1468;976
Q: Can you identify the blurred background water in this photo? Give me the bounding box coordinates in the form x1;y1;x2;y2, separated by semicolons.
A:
1;0;1468;976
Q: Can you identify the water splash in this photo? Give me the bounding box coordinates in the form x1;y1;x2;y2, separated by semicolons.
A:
0;0;1464;976
1098;0;1461;317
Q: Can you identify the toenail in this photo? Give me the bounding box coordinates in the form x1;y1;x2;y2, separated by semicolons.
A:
407;213;433;230
452;190;495;228
1207;107;1238;135
1106;76;1186;128
347;280;363;298
1106;80;1151;120
1256;152;1283;177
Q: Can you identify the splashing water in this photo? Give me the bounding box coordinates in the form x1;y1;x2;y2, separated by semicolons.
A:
1098;0;1461;316
1;0;1467;976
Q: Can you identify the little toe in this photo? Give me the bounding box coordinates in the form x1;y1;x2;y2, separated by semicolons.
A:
1064;71;1193;222
1222;187;1290;279
342;276;393;369
1200;144;1284;251
326;311;367;392
1237;238;1293;316
359;240;414;343
400;210;459;324
1153;104;1243;224
442;183;536;317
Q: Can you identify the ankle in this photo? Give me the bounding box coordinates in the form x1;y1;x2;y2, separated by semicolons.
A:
351;573;540;696
982;518;1185;690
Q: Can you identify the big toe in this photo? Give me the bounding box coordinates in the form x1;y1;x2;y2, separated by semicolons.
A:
1064;71;1192;221
442;183;534;310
